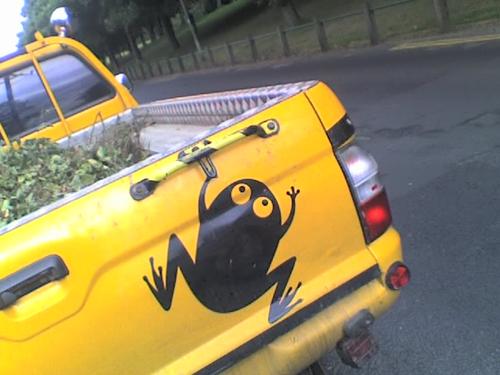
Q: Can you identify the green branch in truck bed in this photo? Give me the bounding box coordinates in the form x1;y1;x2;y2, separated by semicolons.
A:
0;122;151;228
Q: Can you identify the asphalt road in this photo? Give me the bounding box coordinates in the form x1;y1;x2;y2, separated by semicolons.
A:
135;40;500;374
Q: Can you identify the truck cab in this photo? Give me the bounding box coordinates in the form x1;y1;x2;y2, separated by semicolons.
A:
0;11;136;147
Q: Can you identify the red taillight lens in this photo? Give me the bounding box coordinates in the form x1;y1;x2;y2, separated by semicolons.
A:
386;262;411;290
337;144;392;243
361;189;392;242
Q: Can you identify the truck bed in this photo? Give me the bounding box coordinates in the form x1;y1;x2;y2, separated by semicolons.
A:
132;81;317;153
2;81;317;236
140;124;212;153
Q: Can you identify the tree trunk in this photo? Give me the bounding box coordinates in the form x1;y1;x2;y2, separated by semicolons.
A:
433;0;450;32
179;12;187;26
107;47;120;70
164;16;180;49
148;24;156;40
279;0;301;26
138;32;147;47
157;16;165;36
126;28;142;60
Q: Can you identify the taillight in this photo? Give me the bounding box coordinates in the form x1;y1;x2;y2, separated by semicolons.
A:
362;189;392;241
337;144;392;243
385;262;411;290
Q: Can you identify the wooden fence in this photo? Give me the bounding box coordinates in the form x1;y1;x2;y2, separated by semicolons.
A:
121;0;459;80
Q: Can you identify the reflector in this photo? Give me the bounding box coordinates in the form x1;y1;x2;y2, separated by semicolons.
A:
386;262;411;290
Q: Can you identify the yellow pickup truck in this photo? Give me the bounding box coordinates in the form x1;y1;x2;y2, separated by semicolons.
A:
0;7;410;375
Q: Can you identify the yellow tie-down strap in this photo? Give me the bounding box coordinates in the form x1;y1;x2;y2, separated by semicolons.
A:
130;119;279;201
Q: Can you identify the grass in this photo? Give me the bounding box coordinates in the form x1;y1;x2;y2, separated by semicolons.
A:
375;0;438;40
448;0;500;24
140;0;258;61
124;0;500;77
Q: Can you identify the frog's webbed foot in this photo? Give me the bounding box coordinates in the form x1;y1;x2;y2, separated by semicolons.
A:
269;282;303;324
143;234;196;311
268;257;302;324
286;186;301;200
143;257;171;311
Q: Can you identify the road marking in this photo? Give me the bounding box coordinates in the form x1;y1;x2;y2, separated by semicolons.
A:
391;34;500;51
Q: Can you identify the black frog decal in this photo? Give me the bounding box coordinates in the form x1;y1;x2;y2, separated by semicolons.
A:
143;177;302;323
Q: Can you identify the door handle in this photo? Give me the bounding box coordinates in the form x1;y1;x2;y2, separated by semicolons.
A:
0;255;69;310
130;119;280;201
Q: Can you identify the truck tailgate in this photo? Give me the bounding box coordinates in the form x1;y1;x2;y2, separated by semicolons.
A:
0;82;378;374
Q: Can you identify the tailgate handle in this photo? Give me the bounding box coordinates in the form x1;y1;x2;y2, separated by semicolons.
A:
0;255;69;310
130;119;280;201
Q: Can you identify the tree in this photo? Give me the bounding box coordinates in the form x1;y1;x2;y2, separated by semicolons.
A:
19;0;109;53
275;0;301;26
19;0;62;45
253;0;302;27
141;0;181;50
18;0;185;65
102;0;143;60
161;0;181;49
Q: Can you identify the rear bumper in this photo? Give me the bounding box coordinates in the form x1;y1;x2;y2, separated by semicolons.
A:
225;279;399;375
224;227;403;375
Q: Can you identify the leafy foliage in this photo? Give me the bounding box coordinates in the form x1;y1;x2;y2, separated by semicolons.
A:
0;122;150;228
19;0;184;61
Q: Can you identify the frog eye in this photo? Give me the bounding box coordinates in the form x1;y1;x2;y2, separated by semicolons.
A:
231;183;251;205
253;197;273;218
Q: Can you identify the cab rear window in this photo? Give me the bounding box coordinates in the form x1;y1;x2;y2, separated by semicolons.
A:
0;64;58;140
0;53;115;143
39;54;114;117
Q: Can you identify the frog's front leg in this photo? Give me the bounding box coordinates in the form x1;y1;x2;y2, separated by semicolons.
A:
143;234;196;311
280;186;300;238
267;257;303;324
198;178;212;220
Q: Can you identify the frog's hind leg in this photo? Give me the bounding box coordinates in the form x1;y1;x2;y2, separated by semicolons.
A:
143;234;196;311
267;257;303;324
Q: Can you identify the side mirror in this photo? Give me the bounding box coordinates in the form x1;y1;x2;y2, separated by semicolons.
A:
50;7;73;37
115;73;134;92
